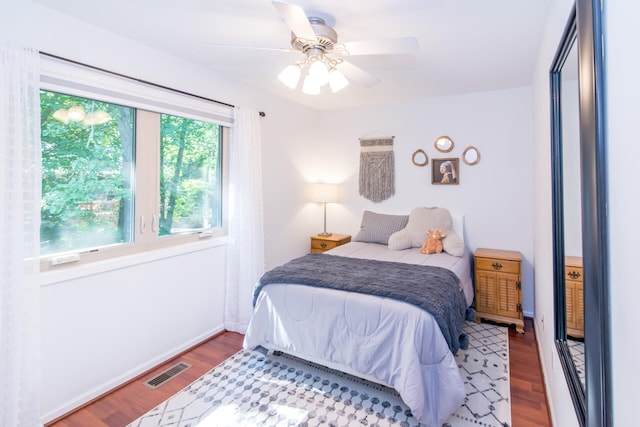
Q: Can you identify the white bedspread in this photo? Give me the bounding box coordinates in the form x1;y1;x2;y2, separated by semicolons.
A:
243;242;472;426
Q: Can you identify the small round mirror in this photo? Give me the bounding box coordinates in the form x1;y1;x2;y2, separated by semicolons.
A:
434;136;454;153
463;146;481;165
412;149;428;166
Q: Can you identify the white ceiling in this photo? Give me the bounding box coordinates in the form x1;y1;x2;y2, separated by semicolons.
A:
34;0;552;111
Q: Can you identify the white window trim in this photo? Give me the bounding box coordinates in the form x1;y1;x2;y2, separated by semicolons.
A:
40;55;234;126
39;236;228;287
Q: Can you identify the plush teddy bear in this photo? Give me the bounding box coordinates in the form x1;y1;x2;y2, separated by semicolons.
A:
420;228;446;254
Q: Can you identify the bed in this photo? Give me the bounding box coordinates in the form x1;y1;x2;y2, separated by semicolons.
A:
243;208;474;426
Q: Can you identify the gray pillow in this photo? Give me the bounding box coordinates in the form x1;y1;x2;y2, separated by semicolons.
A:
353;211;409;245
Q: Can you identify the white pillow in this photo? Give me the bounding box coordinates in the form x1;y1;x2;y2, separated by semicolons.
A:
450;211;466;245
442;232;465;257
388;207;465;256
388;228;413;250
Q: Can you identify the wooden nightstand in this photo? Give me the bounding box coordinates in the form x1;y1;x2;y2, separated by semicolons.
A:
310;234;351;253
565;256;584;339
474;248;524;333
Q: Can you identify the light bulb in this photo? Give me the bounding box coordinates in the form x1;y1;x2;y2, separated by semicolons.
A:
329;69;349;93
92;110;112;124
67;106;85;121
308;60;329;86
83;113;96;126
278;64;301;89
52;109;69;123
302;75;321;95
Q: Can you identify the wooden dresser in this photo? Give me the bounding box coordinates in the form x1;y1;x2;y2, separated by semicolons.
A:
565;256;584;338
474;248;524;333
310;234;351;253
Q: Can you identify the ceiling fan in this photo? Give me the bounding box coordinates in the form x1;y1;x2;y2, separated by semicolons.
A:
210;1;419;95
272;1;419;94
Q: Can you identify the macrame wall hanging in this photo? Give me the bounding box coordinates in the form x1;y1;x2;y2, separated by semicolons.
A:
359;136;395;203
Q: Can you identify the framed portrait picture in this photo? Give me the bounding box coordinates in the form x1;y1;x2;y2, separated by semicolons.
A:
432;158;459;185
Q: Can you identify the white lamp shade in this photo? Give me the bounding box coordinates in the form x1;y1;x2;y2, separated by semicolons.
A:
52;109;69;123
83;110;112;126
329;69;349;93
312;183;339;203
302;75;321;95
67;105;85;121
308;60;329;86
278;64;301;89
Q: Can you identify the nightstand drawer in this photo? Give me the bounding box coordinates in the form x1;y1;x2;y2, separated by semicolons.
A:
311;239;340;251
476;257;520;274
310;234;351;253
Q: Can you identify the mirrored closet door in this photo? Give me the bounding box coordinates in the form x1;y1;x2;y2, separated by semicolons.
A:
550;1;610;426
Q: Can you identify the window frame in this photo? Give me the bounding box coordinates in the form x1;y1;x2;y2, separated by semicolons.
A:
39;56;231;272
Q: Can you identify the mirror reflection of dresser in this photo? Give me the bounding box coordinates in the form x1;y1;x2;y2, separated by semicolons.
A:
565;256;583;339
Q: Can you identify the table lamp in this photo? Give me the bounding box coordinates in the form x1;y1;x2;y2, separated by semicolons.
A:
311;183;339;236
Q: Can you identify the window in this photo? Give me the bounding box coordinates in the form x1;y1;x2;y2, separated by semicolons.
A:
39;57;232;270
40;91;135;256
159;113;222;236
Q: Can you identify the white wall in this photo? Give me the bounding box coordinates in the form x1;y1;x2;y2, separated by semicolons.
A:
39;243;227;419
531;0;584;426
562;80;583;256
605;2;640;425
2;1;316;422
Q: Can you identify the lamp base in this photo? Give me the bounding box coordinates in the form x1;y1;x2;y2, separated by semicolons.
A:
317;232;332;237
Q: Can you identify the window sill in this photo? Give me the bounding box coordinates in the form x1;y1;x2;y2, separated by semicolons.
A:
39;235;228;287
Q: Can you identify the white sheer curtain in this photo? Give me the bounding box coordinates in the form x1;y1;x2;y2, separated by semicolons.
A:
0;45;43;426
224;107;265;333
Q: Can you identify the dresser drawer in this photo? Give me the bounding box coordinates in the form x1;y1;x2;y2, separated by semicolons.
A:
476;257;520;274
565;266;583;281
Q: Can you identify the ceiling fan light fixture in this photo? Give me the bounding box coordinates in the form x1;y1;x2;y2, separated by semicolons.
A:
302;75;321;95
329;69;349;93
308;59;329;86
270;1;402;95
278;64;302;89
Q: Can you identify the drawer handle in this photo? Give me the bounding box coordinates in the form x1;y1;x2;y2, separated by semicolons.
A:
568;271;581;279
491;262;503;270
320;242;327;248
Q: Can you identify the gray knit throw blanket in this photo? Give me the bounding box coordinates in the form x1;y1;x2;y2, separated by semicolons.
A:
359;137;395;203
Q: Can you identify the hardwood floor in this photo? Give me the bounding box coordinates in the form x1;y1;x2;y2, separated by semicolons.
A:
509;318;552;426
47;318;550;427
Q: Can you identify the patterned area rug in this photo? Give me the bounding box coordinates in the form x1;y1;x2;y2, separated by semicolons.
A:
127;321;510;427
568;338;585;388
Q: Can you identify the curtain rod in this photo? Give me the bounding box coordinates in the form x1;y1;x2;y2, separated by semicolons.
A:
39;51;262;114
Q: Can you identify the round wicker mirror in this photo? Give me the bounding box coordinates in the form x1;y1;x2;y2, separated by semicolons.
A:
434;136;454;153
412;149;428;166
462;146;481;165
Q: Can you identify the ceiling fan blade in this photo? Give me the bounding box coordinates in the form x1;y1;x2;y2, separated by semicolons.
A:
338;37;419;56
201;43;293;53
338;60;380;88
272;1;317;41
